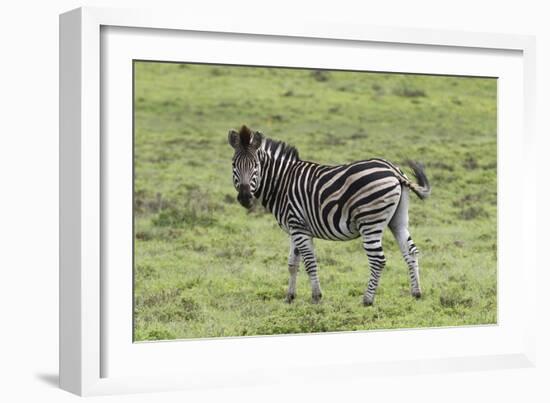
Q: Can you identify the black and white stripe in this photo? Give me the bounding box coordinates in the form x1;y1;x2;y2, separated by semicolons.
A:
229;125;430;305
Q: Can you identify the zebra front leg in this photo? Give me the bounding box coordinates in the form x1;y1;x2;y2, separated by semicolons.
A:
360;226;387;306
285;239;300;303
291;232;322;303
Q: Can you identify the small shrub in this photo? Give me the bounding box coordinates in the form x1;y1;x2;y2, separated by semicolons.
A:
136;288;181;308
223;194;236;204
318;255;339;266
215;246;256;259
347;287;363;297
458;206;488;220
135;263;158;280
463;156;479;170
152;187;222;228
177;276;203;290
255;287;281;301
392;84;426;98
428;161;455;172
439;288;474;308
137;288;203;323
321;132;346;146
371;83;384;95
153;207;216;228
210;67;227;76
146;328;176;341
177;296;202;321
349;132;368;140
337;84;353;92
135;230;153;241
135;191;166;214
268;114;284;122
311;70;330;82
338;265;354;273
452;193;483;207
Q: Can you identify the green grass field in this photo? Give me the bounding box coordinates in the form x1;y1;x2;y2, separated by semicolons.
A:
133;61;497;341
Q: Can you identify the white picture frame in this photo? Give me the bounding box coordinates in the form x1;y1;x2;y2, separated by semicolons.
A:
59;6;537;396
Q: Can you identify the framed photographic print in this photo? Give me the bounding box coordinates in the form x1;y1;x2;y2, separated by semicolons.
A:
60;6;537;396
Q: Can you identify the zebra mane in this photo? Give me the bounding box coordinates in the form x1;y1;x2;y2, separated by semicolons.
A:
261;136;300;161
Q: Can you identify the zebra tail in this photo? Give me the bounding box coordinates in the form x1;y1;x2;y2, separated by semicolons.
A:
405;161;431;200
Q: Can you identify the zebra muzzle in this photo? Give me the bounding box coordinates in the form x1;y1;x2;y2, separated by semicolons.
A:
237;186;253;209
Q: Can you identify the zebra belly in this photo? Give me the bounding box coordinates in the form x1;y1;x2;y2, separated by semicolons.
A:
311;226;361;241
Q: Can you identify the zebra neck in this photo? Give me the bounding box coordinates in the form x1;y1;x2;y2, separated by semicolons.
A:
255;152;299;212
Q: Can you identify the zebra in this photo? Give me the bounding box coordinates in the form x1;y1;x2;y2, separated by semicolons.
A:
228;125;431;306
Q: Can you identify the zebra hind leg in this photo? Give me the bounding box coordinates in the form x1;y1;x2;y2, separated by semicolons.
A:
389;191;422;299
285;239;300;303
394;229;422;299
359;224;387;306
291;232;322;304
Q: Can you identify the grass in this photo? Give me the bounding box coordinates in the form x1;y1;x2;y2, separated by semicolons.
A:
133;62;497;341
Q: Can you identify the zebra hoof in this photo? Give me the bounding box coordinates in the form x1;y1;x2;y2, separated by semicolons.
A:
285;293;296;303
363;296;374;306
412;289;422;299
312;292;322;304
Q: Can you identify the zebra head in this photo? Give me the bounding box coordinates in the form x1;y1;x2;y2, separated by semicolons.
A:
228;125;263;209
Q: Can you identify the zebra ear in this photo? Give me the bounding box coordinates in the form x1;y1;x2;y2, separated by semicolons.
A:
228;129;239;149
251;131;263;150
